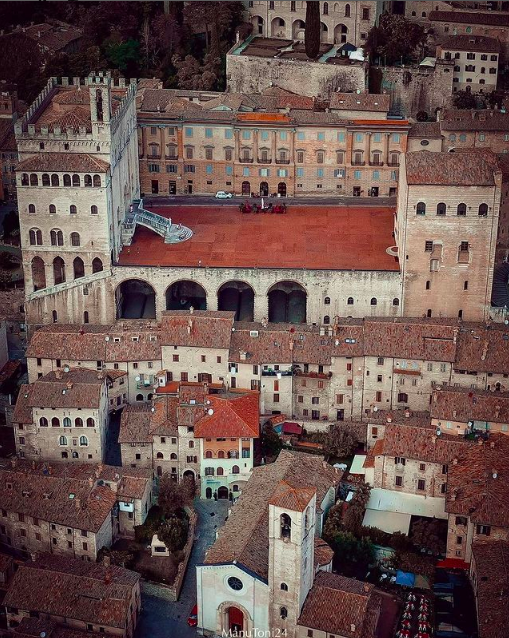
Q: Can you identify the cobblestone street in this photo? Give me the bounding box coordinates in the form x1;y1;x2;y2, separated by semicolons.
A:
135;498;229;637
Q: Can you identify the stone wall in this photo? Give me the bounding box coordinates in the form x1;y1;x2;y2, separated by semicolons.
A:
227;52;367;99
374;61;454;119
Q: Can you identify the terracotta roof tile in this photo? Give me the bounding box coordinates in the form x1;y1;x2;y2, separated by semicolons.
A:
405;150;498;186
160;310;235;349
194;393;259;439
379;423;468;464
471;541;509;638
330;93;390;112
431;385;509;423
454;323;509;374
438;34;500;53
314;537;334;569
408;121;442;138
441;109;509;132
204;450;340;580
23;21;82;53
298;572;378;638
17;153;109;173
268;481;316;512
429;10;509;26
4;553;138;629
446;434;509;527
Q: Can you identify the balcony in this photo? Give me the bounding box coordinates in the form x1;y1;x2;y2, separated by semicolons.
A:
295;370;332;380
258;158;272;164
148;154;161;160
165;155;178;161
369;161;384;166
387;162;400;167
239;158;253;164
352;161;365;166
276;158;290;164
261;369;293;377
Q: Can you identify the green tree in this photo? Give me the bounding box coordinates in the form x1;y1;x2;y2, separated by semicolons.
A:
329;530;375;569
323;501;343;544
2;211;19;239
343;482;371;535
305;1;321;60
183;1;244;56
453;90;477;110
105;39;140;73
157;515;189;552
411;518;446;555
261;423;282;459
324;425;357;460
158;473;184;516
365;14;427;65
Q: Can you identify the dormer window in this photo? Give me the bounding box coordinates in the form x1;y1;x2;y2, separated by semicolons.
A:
280;513;291;540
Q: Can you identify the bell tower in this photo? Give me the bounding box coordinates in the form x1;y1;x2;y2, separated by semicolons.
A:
267;482;316;638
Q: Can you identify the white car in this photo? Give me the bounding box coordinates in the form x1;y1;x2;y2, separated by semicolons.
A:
215;191;233;199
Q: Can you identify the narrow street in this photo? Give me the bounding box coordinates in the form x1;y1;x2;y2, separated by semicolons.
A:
135;499;229;637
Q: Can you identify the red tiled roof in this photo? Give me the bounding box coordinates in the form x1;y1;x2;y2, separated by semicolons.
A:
314;537;334;568
236;112;290;122
268;481;315;511
446;434;509;527
194;392;259;438
431;385;509;423
380;423;468;464
329;93;390;112
429;10;509;26
17;152;109;173
298;572;377;638
454;323;509;375
117;205;400;271
160;310;235;349
471;541;509;638
438;34;501;53
405;150;498;186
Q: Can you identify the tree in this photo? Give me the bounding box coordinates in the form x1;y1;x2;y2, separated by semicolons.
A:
158;472;184;516
105;38;140;74
324;425;356;460
365;14;427;65
305;1;321;60
182;2;244;56
410;518;446;555
453;90;477;110
329;530;375;570
2;211;19;239
323;501;343;545
261;423;282;458
342;482;371;535
157;515;189;552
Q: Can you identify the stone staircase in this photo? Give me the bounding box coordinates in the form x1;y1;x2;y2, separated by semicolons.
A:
122;200;193;246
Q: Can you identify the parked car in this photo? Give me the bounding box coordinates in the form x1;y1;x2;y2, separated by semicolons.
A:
187;604;198;627
215;191;233;199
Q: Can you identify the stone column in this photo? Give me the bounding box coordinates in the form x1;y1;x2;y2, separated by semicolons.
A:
234;129;240;160
253;129;259;163
160;126;165;159
364;132;371;165
346;131;353;165
271;131;277;163
383;132;390;165
253;290;269;323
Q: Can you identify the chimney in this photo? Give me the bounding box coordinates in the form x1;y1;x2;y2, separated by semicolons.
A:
55;369;63;380
453;457;458;465
490;440;495;449
104;566;112;585
74;498;81;509
477;438;483;446
363;584;370;593
492;468;498;478
10;457;17;468
189;306;194;314
30;552;38;562
405;409;411;418
88;476;94;488
48;465;52;475
432;435;437;445
103;555;111;568
31;460;36;470
66;381;73;390
386;413;393;423
261;317;268;329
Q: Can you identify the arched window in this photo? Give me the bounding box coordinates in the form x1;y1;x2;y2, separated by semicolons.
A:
73;257;85;279
156;452;163;459
170;453;177;460
84;174;92;187
92;257;103;273
437;202;446;216
59;435;67;446
232;465;240;474
29;228;42;245
51;417;60;427
75;417;83;427
70;205;77;215
205;450;212;458
83;311;89;324
347;297;354;305
281;582;288;591
205;467;214;476
50;229;63;246
393;298;399;306
53;257;65;284
457;203;467;216
345;3;350;17
63;174;71;187
49;204;56;214
51;174;59;187
136;394;144;401
93;174;101;187
324;296;330;305
79;435;88;446
52;310;58;323
479;203;488;217
218;450;225;458
416;202;426;215
398;392;408;403
370;297;377;306
30;174;38;186
324;315;330;324
91;205;98;215
63;417;71;427
280;607;288;619
42;174;50;186
86;417;95;428
40;417;48;427
72;174;80;187
189;440;194;448
217;467;224;476
280;513;291;539
70;232;80;246
323;1;328;14
21;173;29;186
72;451;79;459
28;204;36;214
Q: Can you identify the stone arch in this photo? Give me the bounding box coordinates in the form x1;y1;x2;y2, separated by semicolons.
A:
29;174;38;186
241;181;251;196
271;17;286;37
51;174;59;187
217;281;254;321
116;279;156;319
334;23;348;43
251;15;264;35
321;21;328;34
217;601;253;635
268;280;307;323
73;257;85;280
53;256;66;285
31;257;46;291
92;257;103;273
292;19;306;39
166;280;207;311
63;174;71;187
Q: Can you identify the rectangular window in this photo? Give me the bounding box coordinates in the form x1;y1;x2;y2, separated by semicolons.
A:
317;168;324;178
243;167;250;177
376;391;382;402
259;168;269;177
260;131;269;141
226;166;233;176
395;476;403;487
206;164;213;174
224;129;233;139
419;463;426;471
242;130;251;140
337;132;345;143
297;131;305;141
273;394;279;402
355;133;363;143
205;148;213;160
417;479;426;491
173;355;179;362
317;132;325;141
148;164;160;173
303;409;308;416
166;165;177;173
280;131;287;141
184;165;195;173
377;357;384;365
296;167;304;177
377;375;382;383
373;170;380;180
373;133;382;143
205;128;213;138
277;169;288;178
395;457;406;465
392;133;400;143
425;240;433;252
311;397;320;405
354;170;361;180
476;525;491;536
336;394;344;404
362;7;370;20
185;127;193;137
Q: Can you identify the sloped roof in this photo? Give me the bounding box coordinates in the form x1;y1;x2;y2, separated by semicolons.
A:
405;150;498;186
380;423;468;464
431;385;509;423
429;10;509;26
330;92;390;112
160;310;235;349
454;323;509;374
471;541;509;638
17;152;109;173
268;481;316;512
194;392;259;439
438;34;500;53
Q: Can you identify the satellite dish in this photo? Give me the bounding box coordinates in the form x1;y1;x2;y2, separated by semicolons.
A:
135;376;141;382
436;427;441;436
105;336;110;341
493;472;498;479
63;365;70;372
208;408;214;415
206;400;211;405
151;407;155;413
373;406;378;412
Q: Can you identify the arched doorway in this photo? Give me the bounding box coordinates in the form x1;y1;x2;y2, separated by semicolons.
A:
268;281;307;323
271;17;286;37
260;181;269;196
218;281;254;321
251;15;264;35
334;23;348;43
166;280;207;311
53;257;66;285
157;466;162;477
242;181;251;196
292;19;306;39
116;279;156;319
228;607;244;633
31;257;46;291
73;257;85;280
92;257;103;273
206;487;212;499
278;182;287;197
218;486;229;500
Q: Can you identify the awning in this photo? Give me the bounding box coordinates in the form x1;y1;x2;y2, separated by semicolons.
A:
349;454;367;475
363;508;412;534
396;570;415;587
436;558;469;570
